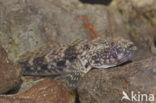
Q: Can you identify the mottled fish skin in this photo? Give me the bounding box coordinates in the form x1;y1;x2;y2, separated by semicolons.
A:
19;38;137;89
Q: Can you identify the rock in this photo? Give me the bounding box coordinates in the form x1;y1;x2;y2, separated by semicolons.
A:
0;0;130;62
0;45;22;94
0;79;75;103
0;0;88;61
0;0;156;61
78;56;156;103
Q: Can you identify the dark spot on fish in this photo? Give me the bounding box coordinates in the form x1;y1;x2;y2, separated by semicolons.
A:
33;56;45;66
92;55;97;60
65;46;78;61
69;56;77;62
95;60;99;63
40;64;48;70
65;46;76;56
19;61;38;75
57;60;66;66
112;52;117;58
85;62;90;68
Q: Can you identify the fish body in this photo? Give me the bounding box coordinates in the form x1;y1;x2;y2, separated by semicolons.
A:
19;38;137;89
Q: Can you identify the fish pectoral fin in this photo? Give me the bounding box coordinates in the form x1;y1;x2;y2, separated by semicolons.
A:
61;71;82;90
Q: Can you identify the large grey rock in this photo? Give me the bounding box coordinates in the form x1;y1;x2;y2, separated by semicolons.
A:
78;57;156;103
0;0;130;62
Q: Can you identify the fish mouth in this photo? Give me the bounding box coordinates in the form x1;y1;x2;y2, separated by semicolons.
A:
117;52;134;65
